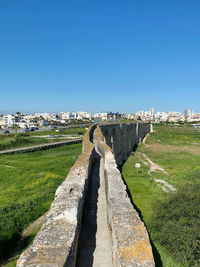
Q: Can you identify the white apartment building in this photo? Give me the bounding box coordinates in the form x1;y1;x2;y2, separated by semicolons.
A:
77;111;92;120
3;114;15;127
135;110;144;117
0;118;6;128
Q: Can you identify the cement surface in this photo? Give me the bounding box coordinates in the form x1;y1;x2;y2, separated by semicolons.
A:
76;151;113;267
92;157;113;267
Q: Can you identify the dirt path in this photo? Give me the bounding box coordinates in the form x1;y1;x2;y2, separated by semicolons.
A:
1;164;15;168
22;213;47;237
142;133;150;146
154;179;176;192
137;152;168;175
137;152;176;192
0;139;82;156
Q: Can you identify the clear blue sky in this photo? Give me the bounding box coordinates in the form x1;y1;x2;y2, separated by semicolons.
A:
0;0;200;114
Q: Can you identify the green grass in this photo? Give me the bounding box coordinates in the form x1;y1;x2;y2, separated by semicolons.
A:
2;259;18;267
122;125;200;267
1;230;38;267
148;124;200;146
0;143;82;263
27;127;86;136
150;183;200;267
0;127;85;151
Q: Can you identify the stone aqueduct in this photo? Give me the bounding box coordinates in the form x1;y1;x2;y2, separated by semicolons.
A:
17;122;155;267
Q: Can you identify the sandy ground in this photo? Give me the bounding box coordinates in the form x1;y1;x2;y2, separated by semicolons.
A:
138;152;168;175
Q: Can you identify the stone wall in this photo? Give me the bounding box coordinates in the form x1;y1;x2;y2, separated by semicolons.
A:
100;122;150;166
17;122;154;267
94;125;154;266
17;125;96;267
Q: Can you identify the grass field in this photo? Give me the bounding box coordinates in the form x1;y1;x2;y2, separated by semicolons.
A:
122;124;200;267
0;127;85;151
0;143;82;265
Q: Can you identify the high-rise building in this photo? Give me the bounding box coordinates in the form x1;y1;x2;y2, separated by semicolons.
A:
184;109;190;116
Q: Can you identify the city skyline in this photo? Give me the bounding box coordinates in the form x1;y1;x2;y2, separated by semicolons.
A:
0;107;199;116
2;108;200;131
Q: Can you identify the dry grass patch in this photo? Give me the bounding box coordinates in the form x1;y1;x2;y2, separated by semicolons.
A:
148;143;200;155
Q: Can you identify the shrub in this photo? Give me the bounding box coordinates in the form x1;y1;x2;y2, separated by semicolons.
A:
0;199;44;258
11;136;33;147
150;183;200;266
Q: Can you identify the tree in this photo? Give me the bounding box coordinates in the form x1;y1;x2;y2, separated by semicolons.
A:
12;124;20;137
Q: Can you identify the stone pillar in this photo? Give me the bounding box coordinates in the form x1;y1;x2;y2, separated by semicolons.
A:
150;123;153;133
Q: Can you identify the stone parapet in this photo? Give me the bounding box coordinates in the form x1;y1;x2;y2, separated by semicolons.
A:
94;125;155;266
17;126;96;267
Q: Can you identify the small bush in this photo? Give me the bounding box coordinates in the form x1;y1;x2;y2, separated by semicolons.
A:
0;199;44;258
150;183;200;266
11;136;33;146
17;133;30;137
0;137;41;151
